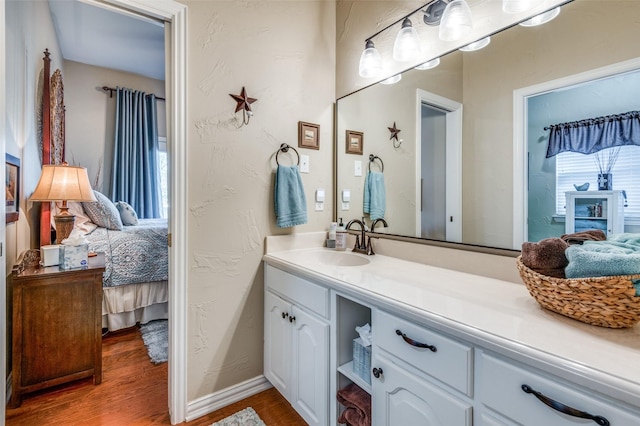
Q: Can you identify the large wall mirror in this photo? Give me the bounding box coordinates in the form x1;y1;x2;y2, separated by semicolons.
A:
336;0;640;251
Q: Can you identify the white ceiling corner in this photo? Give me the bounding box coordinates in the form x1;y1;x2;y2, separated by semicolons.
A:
48;0;165;81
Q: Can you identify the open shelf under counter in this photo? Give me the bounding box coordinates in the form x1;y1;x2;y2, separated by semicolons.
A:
337;360;371;394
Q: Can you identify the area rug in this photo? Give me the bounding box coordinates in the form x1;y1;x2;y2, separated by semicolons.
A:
140;319;168;364
210;407;266;426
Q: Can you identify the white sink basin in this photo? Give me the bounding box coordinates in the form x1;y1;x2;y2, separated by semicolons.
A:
315;251;371;267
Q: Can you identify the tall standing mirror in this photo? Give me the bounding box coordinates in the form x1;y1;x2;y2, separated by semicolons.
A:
336;0;640;250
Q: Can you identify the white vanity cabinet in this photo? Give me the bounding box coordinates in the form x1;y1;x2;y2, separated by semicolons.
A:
477;351;640;426
264;265;329;426
371;309;473;426
565;190;624;235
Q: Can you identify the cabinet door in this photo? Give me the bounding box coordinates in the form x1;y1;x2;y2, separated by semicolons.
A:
290;305;329;426
372;354;472;426
264;291;292;397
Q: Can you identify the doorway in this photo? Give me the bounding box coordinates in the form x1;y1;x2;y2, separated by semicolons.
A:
415;89;463;242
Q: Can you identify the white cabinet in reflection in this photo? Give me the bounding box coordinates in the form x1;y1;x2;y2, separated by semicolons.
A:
564;190;624;236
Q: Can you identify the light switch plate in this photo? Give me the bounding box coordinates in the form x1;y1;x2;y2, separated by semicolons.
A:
300;155;310;173
354;160;362;177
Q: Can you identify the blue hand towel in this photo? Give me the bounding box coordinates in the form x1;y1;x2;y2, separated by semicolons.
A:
565;240;640;282
274;165;307;228
364;171;386;221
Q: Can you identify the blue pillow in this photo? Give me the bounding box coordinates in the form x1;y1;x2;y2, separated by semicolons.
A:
82;191;124;231
115;201;139;226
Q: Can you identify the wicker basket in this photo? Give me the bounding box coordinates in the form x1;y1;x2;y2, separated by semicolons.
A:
516;256;640;328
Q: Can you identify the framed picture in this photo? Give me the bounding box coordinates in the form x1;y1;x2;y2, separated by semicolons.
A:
6;153;20;223
345;130;364;155
298;121;320;150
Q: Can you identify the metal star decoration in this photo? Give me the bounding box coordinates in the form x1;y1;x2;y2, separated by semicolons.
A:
388;122;401;141
229;87;257;113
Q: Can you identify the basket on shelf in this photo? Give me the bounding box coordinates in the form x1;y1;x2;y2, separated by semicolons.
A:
516;256;640;328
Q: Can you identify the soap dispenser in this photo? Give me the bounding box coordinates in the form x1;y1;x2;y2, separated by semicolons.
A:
335;218;347;251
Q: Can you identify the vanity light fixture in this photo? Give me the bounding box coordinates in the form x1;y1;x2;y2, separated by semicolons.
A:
415;57;441;70
519;7;560;27
393;18;421;62
502;0;536;14
381;74;402;85
459;36;490;52
439;0;472;42
359;40;383;78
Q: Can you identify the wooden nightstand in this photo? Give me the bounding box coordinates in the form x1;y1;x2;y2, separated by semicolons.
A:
9;253;105;407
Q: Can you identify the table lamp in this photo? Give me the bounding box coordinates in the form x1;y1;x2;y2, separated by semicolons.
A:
30;163;97;244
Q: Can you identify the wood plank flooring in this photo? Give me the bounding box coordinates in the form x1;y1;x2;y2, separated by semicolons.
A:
5;326;307;425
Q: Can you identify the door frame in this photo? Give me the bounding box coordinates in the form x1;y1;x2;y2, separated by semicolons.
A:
512;57;640;249
97;1;187;424
415;89;462;242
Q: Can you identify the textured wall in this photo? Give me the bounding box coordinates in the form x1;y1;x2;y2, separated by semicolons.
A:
185;0;335;399
63;60;166;194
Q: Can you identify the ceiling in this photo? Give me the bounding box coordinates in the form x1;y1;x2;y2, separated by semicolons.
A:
48;0;165;81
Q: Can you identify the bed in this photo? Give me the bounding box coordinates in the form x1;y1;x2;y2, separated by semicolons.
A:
85;218;168;331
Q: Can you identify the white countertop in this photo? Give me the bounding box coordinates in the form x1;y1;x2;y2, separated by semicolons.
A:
263;246;640;408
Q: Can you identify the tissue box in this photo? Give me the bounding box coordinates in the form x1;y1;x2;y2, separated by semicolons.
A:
59;244;89;270
352;337;371;384
41;245;61;267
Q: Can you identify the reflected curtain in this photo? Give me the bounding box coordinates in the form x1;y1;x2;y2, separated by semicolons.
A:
111;87;161;218
546;111;640;158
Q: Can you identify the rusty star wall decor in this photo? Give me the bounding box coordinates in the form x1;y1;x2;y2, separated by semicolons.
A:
229;87;258;124
388;122;401;141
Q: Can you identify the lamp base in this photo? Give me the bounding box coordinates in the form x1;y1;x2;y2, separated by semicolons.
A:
54;214;76;244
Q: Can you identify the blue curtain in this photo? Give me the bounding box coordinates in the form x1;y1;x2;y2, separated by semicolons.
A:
111;87;161;218
546;111;640;158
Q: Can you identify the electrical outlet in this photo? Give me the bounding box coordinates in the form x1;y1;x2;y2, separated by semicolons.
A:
300;155;310;173
341;202;350;211
315;202;324;211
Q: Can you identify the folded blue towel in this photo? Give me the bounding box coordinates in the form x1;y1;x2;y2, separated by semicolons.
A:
565;240;640;284
364;171;386;221
274;165;307;228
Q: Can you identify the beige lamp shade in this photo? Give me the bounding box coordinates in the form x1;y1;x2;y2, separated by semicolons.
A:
30;164;97;202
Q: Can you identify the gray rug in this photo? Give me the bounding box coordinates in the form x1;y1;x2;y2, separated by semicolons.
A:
211;407;266;426
140;319;168;364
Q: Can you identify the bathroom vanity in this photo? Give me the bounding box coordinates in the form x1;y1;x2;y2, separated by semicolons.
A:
263;235;640;426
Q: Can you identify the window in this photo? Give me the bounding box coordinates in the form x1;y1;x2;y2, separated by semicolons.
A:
158;137;168;219
556;146;640;217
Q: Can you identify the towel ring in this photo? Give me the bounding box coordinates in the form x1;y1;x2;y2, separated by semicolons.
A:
369;154;384;172
276;143;300;166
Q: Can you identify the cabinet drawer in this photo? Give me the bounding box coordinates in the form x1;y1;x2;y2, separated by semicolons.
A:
479;352;640;425
374;309;473;396
265;265;329;318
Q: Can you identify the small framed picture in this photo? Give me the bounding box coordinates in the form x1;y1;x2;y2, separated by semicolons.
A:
6;153;20;223
298;121;320;150
345;130;364;155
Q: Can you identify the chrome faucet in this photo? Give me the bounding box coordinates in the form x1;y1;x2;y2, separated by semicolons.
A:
345;219;368;254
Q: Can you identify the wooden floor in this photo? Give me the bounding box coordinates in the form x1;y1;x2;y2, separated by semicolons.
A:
5;326;307;425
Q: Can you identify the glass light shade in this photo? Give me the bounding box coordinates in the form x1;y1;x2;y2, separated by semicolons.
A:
519;7;560;27
381;74;402;85
459;36;491;52
415;57;440;70
502;0;536;14
393;18;420;62
30;164;97;202
358;40;382;78
439;0;472;42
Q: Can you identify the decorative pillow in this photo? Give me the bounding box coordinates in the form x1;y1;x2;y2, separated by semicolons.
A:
115;201;139;226
51;201;98;235
82;191;123;230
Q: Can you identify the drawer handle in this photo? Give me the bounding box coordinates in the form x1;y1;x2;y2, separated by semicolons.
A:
372;367;383;379
395;329;437;352
521;384;610;426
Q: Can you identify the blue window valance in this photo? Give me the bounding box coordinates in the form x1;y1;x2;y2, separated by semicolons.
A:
545;110;640;158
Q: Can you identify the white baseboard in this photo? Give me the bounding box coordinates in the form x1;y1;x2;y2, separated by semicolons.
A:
185;375;273;422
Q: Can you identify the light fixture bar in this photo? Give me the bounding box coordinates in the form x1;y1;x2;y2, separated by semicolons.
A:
364;0;439;43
